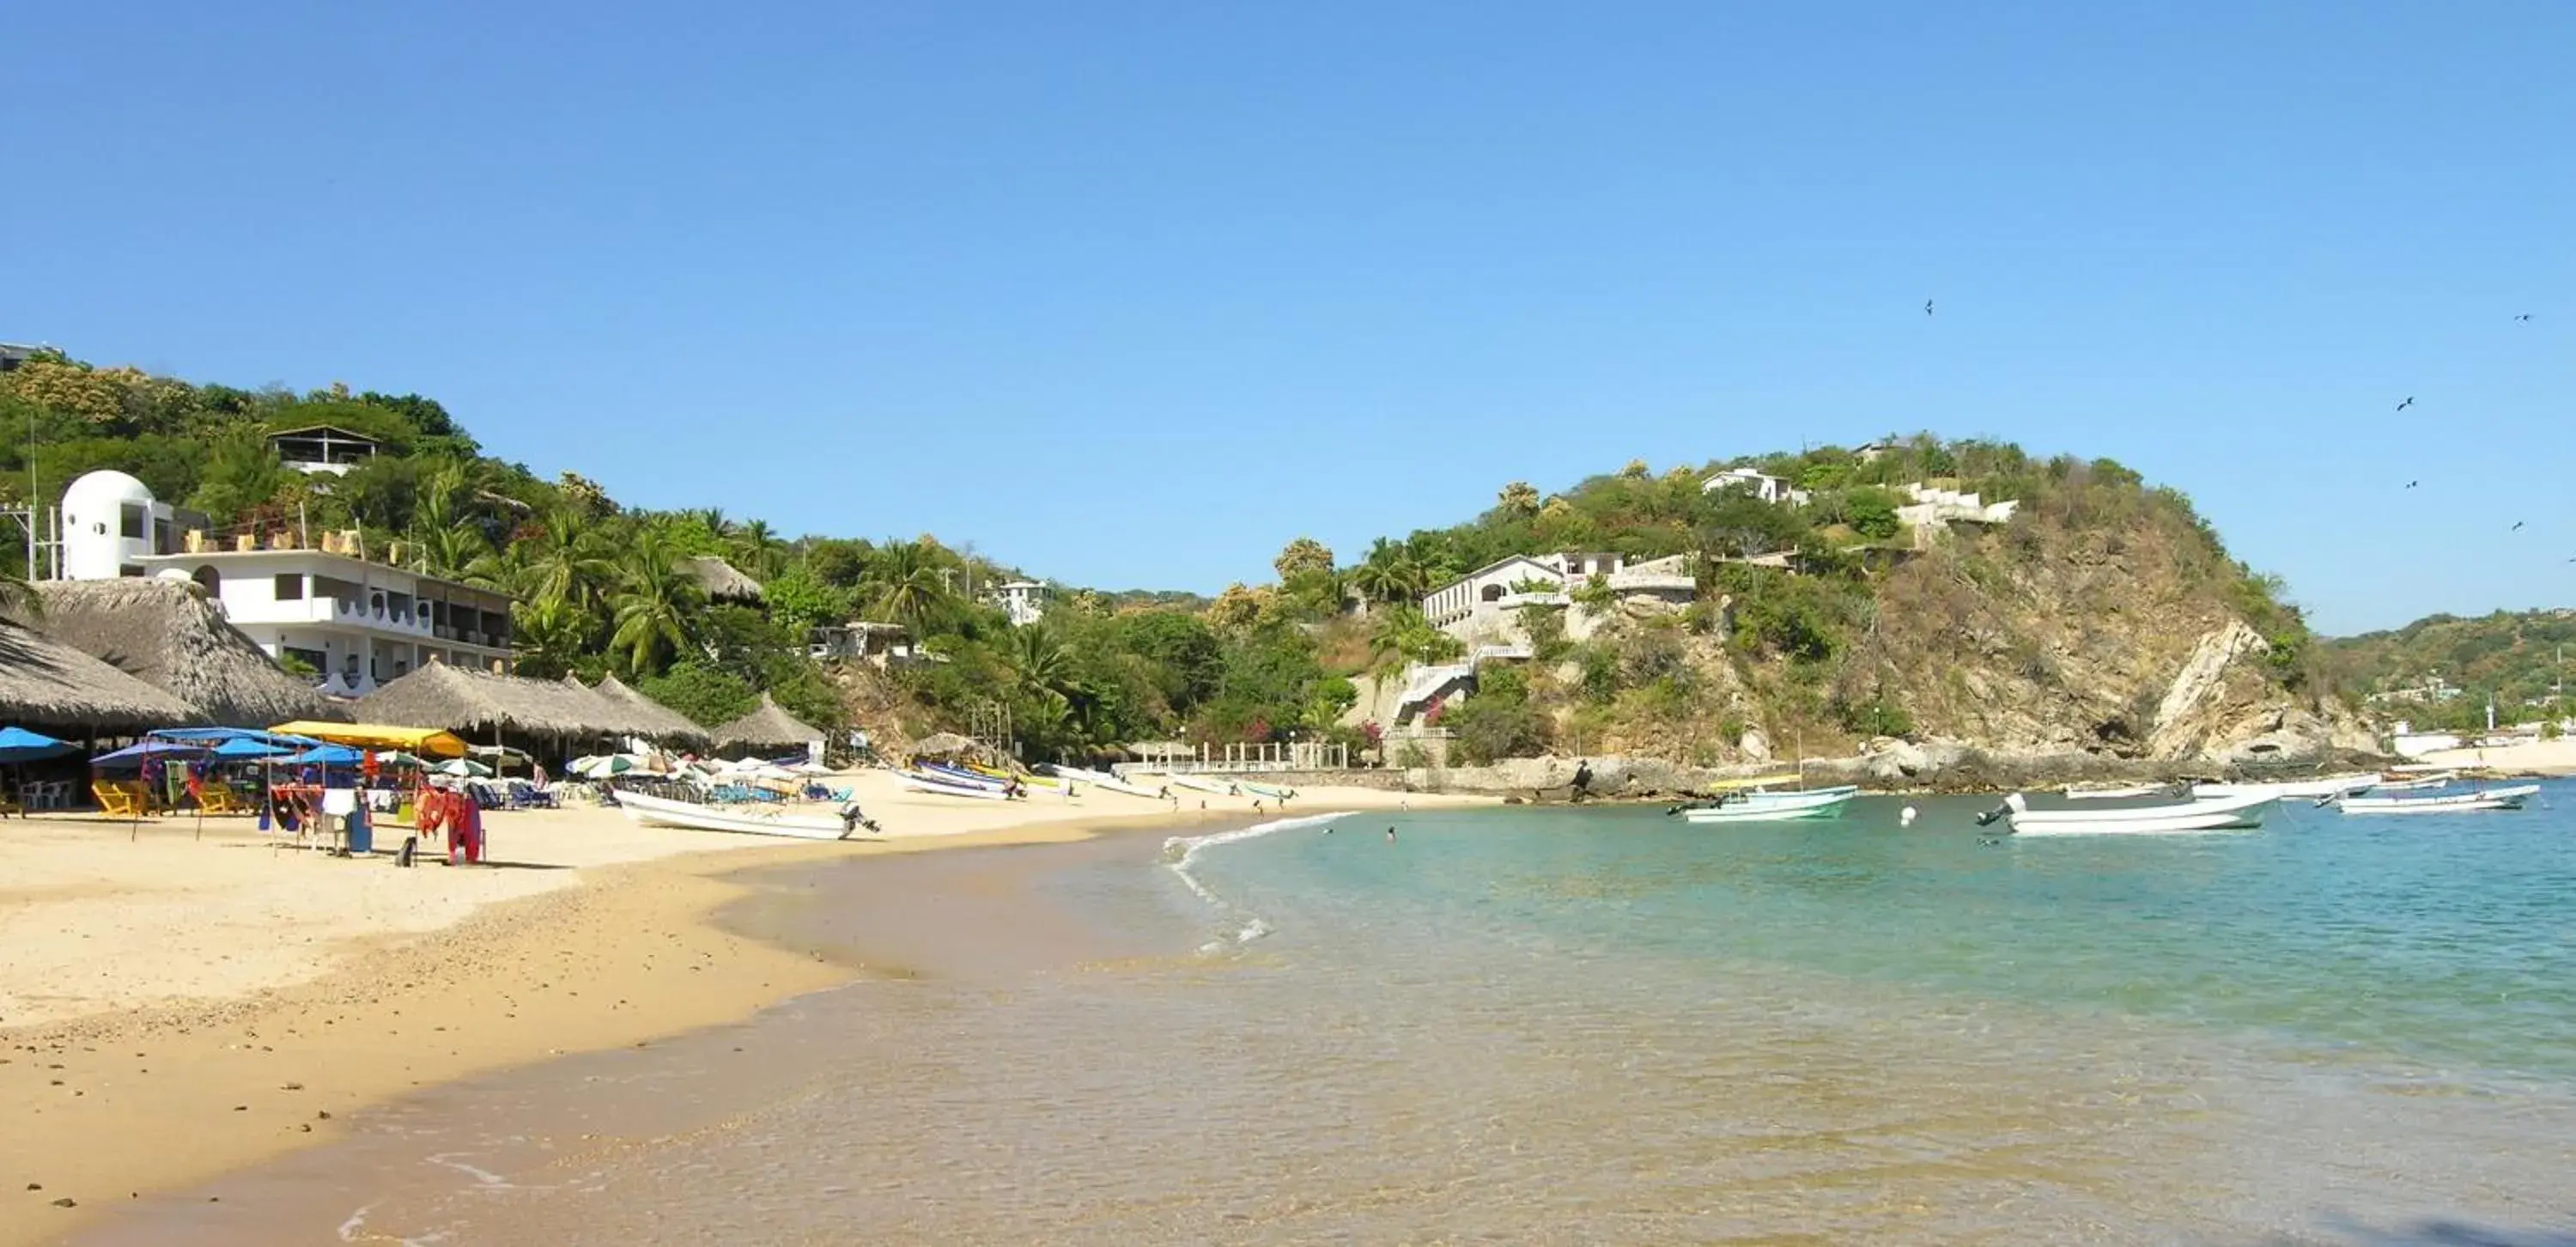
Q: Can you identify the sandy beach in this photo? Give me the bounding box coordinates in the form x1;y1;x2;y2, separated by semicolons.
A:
2414;737;2576;777
1;770;1483;1244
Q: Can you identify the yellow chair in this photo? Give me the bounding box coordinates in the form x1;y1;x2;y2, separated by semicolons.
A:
93;782;148;818
196;782;249;816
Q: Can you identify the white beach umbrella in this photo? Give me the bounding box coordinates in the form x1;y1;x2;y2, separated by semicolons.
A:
434;758;495;778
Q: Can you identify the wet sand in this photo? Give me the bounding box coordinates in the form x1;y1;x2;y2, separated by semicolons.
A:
4;782;1473;1244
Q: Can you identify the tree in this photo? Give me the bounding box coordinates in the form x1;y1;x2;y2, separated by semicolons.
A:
1206;582;1269;633
609;534;705;675
1273;537;1334;582
187;426;291;525
866;539;957;634
762;565;853;636
1497;481;1541;519
1846;487;1902;540
510;596;592;678
637;662;758;727
731;518;787;579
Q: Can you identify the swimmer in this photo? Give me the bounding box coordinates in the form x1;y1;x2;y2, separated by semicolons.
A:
1386;825;1397;842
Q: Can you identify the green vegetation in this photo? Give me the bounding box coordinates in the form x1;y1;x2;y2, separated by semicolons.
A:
2323;609;2576;731
3;352;2326;763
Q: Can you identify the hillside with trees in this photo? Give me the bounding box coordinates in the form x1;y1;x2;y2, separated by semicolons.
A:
3;350;2360;769
2322;610;2576;731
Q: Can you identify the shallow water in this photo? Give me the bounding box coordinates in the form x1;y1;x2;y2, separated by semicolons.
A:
71;787;2576;1244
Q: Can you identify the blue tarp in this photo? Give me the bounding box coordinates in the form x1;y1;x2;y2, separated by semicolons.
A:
0;727;76;764
211;738;299;759
90;740;210;769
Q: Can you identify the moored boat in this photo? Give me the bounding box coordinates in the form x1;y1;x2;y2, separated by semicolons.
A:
901;769;1015;800
2064;782;2172;800
1681;787;1857;823
2363;772;2456;793
1999;791;2276;836
2333;784;2538;815
1163;774;1240;797
613;787;870;839
2190;773;2379;800
1051;764;1169;799
1238;780;1296;800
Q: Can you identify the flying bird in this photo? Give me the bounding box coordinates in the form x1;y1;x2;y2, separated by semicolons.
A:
2396;397;2415;411
1924;299;1935;317
2516;313;2533;322
2405;480;2419;489
2512;521;2526;531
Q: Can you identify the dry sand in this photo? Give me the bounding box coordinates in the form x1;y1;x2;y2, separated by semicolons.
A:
1;772;1481;1243
2414;737;2576;776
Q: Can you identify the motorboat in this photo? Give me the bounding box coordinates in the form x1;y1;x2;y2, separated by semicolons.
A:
1996;791;2276;836
2063;782;2172;800
1163;774;1241;797
2333;784;2538;815
2190;773;2379;801
900;769;1015;800
613;787;871;840
1238;780;1296;800
2362;772;2455;793
1050;765;1169;799
1680;787;1858;823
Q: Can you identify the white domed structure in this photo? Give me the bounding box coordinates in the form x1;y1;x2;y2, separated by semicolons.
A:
60;470;162;581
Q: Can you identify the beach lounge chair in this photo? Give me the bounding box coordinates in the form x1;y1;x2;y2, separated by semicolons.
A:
195;782;251;816
92;781;150;819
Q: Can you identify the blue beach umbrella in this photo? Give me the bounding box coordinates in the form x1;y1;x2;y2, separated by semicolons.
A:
282;744;363;767
0;727;76;764
211;737;298;759
90;740;210;769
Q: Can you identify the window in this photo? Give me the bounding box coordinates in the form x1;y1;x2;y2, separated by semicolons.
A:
1479;584;1504;602
118;564;143;578
274;573;305;600
119;503;146;540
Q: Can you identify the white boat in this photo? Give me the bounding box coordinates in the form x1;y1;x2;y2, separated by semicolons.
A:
2190;773;2379;800
1052;765;1169;799
2003;791;2275;836
2335;784;2538;815
900;770;1014;800
1164;774;1240;797
613;788;866;839
2364;772;2455;793
1238;780;1297;800
2064;782;2171;800
1681;788;1857;823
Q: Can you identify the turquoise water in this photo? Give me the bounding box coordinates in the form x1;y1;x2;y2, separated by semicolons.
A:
1188;788;2576;1084
84;786;2576;1244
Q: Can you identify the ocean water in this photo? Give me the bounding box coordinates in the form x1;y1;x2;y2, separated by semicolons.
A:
77;787;2576;1245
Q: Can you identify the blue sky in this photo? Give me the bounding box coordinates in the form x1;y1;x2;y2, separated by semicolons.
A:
4;2;2569;635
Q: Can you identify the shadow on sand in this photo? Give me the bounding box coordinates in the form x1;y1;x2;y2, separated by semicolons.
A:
2281;1217;2576;1246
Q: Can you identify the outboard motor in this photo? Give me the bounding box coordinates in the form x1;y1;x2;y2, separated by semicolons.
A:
1974;792;2028;827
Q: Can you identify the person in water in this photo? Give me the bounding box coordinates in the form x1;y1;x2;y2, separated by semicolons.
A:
1386;825;1397;842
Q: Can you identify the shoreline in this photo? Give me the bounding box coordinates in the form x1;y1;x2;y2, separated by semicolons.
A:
4;779;1484;1244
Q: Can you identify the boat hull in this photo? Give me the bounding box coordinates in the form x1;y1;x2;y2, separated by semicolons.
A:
1682;791;1857;823
1054;766;1168;799
2064;783;2168;800
2337;784;2538;814
2191;774;2379;800
900;772;1013;800
614;788;857;839
2008;793;2275;836
1164;774;1239;797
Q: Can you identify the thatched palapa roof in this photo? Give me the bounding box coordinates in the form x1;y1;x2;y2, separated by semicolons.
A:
356;661;636;740
711;693;823;752
588;672;710;744
0;619;204;732
683;556;765;604
23;580;348;727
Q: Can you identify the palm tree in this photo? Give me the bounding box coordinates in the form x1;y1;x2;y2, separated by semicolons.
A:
730;518;786;579
417;524;491;579
1351;540;1429;606
1006;625;1078;703
524;508;616;613
608;535;705;675
511;596;592;678
866;540;956;633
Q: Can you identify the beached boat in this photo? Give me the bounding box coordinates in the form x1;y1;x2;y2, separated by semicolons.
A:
2001;791;2275;836
2190;773;2379;800
901;769;1014;800
923;762;1012;788
1681;787;1858;823
2064;782;2172;800
966;763;1060;788
613;788;867;839
1164;774;1240;797
2334;784;2539;815
1238;780;1296;801
1050;765;1169;799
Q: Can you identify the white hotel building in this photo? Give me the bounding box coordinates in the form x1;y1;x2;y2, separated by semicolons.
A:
57;470;514;696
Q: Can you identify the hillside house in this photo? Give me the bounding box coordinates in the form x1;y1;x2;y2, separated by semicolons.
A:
1700;466;1810;506
1893;482;2020;528
266;425;382;476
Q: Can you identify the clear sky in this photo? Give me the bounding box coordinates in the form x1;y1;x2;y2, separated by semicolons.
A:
4;2;2569;635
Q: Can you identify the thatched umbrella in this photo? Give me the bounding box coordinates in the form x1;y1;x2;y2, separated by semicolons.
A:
682;556;766;604
710;694;823;757
23;580;348;727
585;672;710;746
0;620;204;733
356;661;635;761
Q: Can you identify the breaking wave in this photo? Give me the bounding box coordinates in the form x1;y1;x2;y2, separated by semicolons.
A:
1162;812;1348;950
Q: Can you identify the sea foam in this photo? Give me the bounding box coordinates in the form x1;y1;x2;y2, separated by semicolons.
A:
1163;812;1348;948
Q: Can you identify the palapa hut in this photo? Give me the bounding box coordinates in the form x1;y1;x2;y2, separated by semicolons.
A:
709;693;823;758
355;660;636;765
683;556;765;605
0;619;204;735
21;580;348;727
586;672;710;746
